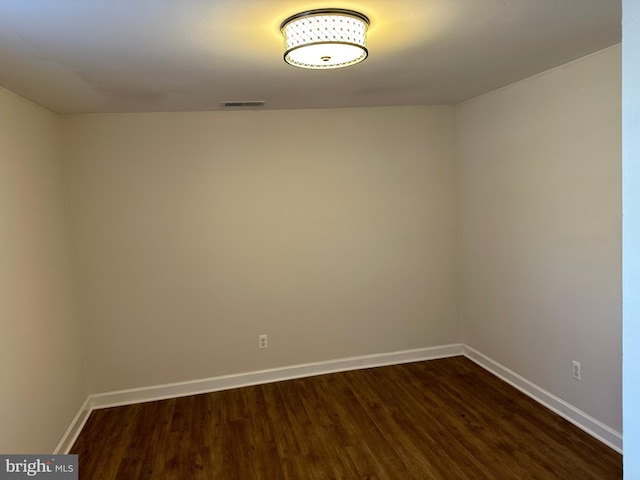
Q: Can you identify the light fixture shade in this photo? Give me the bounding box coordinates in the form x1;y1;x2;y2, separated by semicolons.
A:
280;9;369;69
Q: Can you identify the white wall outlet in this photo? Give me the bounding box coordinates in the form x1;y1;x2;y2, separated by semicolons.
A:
259;334;268;349
572;360;581;381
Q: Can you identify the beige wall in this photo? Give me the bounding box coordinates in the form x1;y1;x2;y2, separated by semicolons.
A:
62;106;460;393
0;88;87;452
457;45;621;431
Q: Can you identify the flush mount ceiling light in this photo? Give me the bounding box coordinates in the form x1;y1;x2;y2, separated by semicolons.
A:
280;8;370;69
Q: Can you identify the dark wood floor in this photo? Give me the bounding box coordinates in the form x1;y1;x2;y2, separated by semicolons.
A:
71;356;622;479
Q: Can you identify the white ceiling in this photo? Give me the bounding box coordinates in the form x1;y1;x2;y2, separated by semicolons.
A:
0;0;621;114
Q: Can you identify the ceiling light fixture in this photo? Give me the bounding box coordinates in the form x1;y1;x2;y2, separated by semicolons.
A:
280;8;370;69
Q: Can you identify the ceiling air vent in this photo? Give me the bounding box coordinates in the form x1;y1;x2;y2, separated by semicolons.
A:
222;101;266;108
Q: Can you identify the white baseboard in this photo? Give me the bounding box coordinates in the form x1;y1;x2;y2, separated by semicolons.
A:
463;345;622;454
56;343;622;455
88;344;464;411
57;344;462;452
53;396;92;454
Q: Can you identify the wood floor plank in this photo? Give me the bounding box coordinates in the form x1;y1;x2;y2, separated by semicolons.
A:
345;442;390;480
70;356;622;479
260;382;306;460
343;368;461;479
360;367;497;479
316;373;421;480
